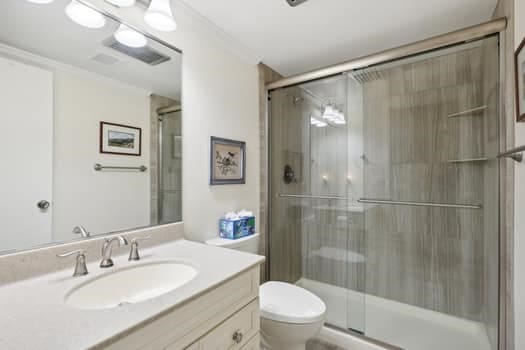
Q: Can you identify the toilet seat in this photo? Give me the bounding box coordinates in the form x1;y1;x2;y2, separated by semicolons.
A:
260;281;326;324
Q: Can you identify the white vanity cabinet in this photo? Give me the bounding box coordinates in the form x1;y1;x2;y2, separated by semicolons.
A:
103;266;261;350
183;299;259;350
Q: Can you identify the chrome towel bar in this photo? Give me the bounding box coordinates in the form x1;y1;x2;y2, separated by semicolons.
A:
94;163;147;172
497;145;525;162
278;194;348;200
357;198;482;209
447;105;487;118
278;194;481;209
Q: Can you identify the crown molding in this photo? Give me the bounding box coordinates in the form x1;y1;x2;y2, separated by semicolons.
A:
174;0;263;65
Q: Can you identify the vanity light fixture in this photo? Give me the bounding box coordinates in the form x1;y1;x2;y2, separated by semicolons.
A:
105;0;136;7
26;0;55;4
65;0;106;29
144;0;177;32
114;24;148;48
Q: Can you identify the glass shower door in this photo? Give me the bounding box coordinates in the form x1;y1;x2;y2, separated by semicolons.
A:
269;76;365;333
357;36;500;350
268;34;500;350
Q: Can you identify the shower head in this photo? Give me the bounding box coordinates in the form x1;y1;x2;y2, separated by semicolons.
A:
286;0;309;7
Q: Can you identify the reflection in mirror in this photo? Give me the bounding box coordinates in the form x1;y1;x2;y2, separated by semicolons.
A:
0;0;182;253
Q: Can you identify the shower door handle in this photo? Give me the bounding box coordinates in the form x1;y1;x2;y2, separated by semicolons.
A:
357;198;482;209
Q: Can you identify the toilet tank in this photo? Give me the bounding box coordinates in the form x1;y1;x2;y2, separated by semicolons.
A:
205;233;260;254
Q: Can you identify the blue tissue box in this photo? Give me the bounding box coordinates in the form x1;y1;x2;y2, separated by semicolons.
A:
219;216;255;239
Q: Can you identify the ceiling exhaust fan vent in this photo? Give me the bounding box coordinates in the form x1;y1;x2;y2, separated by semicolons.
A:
103;37;170;66
286;0;309;7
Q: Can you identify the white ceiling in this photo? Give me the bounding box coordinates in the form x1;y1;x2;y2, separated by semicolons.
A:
0;0;181;99
182;0;498;76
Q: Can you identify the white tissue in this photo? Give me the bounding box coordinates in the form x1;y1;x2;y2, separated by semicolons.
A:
224;212;239;220
223;209;254;220
238;209;253;217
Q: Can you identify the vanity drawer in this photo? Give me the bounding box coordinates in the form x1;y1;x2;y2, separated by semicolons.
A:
240;334;260;350
177;299;259;350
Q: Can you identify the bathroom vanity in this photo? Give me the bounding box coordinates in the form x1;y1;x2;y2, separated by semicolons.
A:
0;237;264;350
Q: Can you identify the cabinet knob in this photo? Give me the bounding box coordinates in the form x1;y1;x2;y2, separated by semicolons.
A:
232;330;243;344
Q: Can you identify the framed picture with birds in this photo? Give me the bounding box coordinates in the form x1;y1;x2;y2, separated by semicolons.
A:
210;136;246;185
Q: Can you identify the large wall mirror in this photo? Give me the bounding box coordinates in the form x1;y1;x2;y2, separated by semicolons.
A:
0;0;182;253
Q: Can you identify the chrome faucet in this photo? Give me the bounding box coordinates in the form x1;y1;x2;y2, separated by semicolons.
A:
100;236;128;268
73;225;90;238
57;249;88;277
128;236;151;261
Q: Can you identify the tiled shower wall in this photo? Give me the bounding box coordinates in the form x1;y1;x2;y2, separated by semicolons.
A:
258;64;283;281
361;40;499;322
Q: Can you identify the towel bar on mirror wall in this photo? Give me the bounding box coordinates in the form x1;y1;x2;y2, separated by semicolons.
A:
497;145;525;162
94;163;148;172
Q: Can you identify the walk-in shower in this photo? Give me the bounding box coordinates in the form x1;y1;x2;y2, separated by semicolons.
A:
267;22;503;350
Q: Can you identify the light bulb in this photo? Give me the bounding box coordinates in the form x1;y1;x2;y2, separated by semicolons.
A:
26;0;55;4
114;24;147;48
323;104;338;120
65;0;106;29
144;0;177;32
105;0;136;7
311;116;327;127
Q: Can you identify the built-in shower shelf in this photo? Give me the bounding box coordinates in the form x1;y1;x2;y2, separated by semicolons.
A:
447;157;489;163
447;105;487;118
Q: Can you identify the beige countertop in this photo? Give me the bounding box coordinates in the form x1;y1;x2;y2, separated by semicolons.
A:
0;239;265;349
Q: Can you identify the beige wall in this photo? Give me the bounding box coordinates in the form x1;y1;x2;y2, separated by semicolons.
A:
84;1;260;243
53;69;151;241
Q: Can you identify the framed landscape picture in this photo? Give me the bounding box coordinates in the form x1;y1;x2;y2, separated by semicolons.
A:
516;37;525;122
100;121;141;156
210;137;246;185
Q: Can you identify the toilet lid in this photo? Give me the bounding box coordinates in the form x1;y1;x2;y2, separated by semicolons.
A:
259;281;326;324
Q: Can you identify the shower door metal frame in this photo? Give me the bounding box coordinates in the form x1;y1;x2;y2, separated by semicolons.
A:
157;107;182;224
267;17;506;90
265;17;509;350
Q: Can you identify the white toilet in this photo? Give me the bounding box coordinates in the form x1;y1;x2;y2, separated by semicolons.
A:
205;234;326;350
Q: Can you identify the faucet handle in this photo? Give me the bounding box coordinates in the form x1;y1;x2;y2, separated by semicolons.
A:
129;236;151;261
57;249;88;277
130;235;151;244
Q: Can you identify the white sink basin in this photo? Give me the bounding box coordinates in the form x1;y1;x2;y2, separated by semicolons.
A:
65;261;197;310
